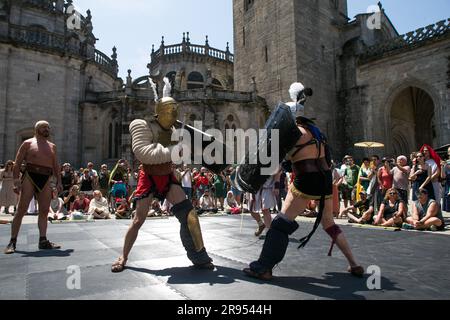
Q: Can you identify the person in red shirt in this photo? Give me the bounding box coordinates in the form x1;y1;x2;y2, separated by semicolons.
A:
377;158;394;200
71;192;90;213
195;169;210;200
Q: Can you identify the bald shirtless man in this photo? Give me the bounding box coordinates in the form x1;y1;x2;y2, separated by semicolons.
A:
4;121;63;254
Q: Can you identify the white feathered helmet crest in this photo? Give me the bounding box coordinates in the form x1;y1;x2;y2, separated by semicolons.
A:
286;82;313;119
149;76;179;129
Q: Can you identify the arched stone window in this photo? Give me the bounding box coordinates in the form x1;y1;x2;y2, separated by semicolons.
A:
224;114;238;131
108;110;122;159
187;71;204;89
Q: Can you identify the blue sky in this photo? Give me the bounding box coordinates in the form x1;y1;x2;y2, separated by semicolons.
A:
73;0;450;79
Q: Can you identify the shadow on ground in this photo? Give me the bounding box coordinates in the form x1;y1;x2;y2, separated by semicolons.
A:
15;249;74;258
126;265;403;300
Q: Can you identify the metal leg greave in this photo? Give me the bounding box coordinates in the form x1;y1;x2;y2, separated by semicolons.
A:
171;199;212;265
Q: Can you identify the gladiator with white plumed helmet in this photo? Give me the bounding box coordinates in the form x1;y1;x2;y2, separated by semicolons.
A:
242;82;364;281
111;77;214;273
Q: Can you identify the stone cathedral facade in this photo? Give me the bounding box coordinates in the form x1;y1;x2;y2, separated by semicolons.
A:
233;0;449;159
0;0;448;167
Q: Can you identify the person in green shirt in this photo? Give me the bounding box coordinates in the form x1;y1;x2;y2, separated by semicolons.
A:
213;172;226;211
342;156;360;207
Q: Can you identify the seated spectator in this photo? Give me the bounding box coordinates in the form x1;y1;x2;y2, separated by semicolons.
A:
404;188;445;231
373;188;406;227
115;198;131;220
161;199;173;216
88;190;110;219
346;191;375;224
301;200;318;218
224;191;241;215
48;188;68;221
63;185;79;211
70;192;90;220
198;190;218;214
148;199;162;217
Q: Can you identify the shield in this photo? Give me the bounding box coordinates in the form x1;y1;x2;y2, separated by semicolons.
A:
235;103;302;193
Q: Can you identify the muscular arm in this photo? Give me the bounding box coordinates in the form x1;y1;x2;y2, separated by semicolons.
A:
129;119;172;165
52;144;62;188
12;141;31;193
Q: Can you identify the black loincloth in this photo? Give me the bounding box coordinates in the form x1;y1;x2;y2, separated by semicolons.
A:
24;164;53;193
291;158;332;200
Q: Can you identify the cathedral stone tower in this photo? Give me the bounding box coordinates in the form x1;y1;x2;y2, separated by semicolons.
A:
233;0;348;144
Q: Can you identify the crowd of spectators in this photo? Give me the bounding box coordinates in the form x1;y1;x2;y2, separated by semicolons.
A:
1;144;449;233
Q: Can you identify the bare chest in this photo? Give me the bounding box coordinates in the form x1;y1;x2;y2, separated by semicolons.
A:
25;140;54;165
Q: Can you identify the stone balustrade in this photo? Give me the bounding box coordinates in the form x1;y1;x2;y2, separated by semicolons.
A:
151;37;234;64
7;24;117;77
94;49;117;76
360;18;450;64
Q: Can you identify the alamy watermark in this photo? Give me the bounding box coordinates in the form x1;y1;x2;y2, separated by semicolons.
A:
366;265;381;290
66;265;81;290
66;5;82;31
170;121;280;175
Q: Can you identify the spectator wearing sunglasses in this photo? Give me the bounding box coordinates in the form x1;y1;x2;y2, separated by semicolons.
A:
409;152;434;201
373;188;406;227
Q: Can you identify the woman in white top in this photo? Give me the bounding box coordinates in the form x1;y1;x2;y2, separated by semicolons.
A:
48;188;67;221
88;190;110;219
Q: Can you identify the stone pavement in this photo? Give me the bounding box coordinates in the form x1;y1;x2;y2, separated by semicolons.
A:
1;213;450;300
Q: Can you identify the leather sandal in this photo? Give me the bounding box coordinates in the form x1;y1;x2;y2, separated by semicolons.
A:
38;240;61;250
111;257;127;273
4;241;16;254
243;267;273;281
348;265;364;277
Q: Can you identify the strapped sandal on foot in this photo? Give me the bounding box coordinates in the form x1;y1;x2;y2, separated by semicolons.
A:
243;268;273;281
4;242;16;254
348;265;364;277
38;240;61;250
111;257;127;273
